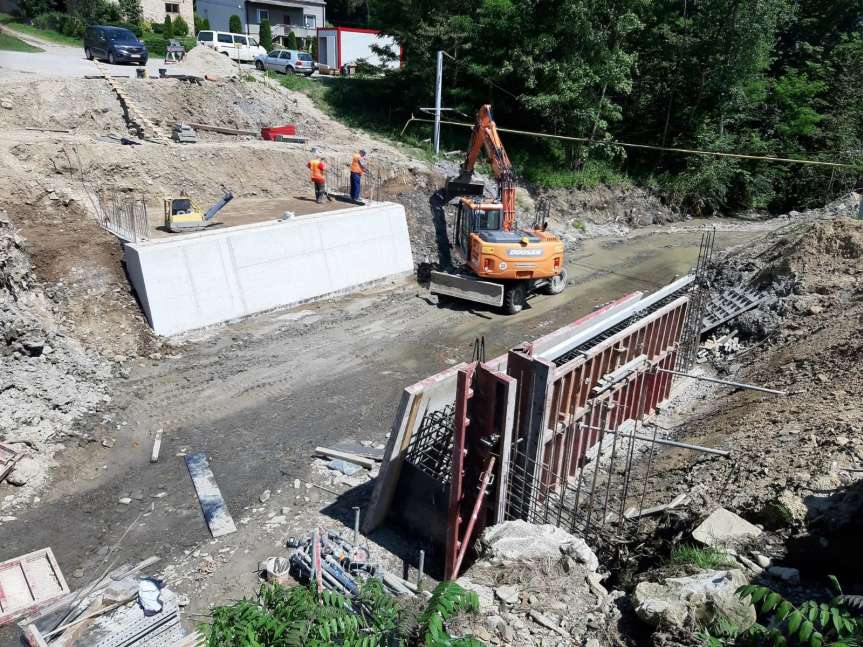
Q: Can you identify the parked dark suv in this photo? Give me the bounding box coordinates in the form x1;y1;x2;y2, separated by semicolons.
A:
84;26;148;65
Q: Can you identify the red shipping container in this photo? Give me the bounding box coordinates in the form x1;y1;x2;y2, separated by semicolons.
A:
261;125;297;140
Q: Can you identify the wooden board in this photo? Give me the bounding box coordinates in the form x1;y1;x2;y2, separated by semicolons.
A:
185;453;237;538
0;547;69;627
0;443;22;483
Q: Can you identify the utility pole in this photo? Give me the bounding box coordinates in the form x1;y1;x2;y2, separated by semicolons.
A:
433;50;443;156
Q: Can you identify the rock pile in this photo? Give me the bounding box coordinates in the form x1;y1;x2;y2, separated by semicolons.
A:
0;210;110;503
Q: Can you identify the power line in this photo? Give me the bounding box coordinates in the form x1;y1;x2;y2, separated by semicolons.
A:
401;116;856;169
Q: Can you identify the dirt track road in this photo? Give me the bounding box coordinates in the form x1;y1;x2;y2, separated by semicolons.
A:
0;222;771;638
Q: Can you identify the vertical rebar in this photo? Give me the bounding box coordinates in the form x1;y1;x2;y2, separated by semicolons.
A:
352;506;360;547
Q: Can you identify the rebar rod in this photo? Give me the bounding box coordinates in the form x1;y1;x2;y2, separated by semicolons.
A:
655;368;786;395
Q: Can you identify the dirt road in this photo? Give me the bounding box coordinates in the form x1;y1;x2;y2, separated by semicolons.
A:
0;221;772;638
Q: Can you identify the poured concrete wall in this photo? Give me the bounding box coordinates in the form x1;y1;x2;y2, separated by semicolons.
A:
124;202;413;336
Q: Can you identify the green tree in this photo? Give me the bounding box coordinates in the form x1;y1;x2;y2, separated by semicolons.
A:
15;0;51;19
193;13;209;33
172;14;188;36
258;18;272;51
284;30;297;50
228;14;242;34
118;0;143;23
310;34;317;60
162;14;174;38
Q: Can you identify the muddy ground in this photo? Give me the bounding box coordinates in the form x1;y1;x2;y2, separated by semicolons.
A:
0;219;772;643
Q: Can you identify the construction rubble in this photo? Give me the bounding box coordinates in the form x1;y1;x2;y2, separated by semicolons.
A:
0;50;861;647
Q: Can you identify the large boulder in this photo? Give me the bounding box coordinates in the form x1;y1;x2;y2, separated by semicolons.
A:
692;508;762;547
633;569;755;630
479;520;598;570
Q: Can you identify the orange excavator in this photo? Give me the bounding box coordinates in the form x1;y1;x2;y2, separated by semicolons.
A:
430;105;567;314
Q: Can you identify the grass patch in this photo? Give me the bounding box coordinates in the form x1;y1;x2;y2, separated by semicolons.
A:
0;13;80;47
0;28;42;51
669;544;736;570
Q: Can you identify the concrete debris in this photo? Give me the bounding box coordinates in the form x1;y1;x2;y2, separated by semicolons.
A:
103;577;139;604
494;584;520;605
479;520;597;568
327;459;362;476
692;507;763;547
5;456;40;486
633;569;755;630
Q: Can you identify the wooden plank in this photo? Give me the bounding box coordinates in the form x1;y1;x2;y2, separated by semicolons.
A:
0;548;69;627
150;429;163;464
184;122;258;136
0;443;22;482
185;453;237;538
313;447;374;469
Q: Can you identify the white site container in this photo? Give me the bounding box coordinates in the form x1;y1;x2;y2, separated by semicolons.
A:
316;27;402;71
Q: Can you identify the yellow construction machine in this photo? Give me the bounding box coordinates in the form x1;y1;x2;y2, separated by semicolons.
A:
164;191;234;233
430;105;567;314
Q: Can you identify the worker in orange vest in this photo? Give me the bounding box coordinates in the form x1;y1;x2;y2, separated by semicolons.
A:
349;149;367;202
307;156;331;204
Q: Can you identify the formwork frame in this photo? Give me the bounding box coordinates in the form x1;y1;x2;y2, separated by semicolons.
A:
505;295;689;523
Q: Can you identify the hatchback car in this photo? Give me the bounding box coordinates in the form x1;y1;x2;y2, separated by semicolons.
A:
254;49;314;75
84;26;148;65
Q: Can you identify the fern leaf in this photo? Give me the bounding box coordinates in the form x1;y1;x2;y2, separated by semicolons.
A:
827;575;843;596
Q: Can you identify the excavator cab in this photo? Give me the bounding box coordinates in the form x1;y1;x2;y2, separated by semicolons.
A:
455;199;503;258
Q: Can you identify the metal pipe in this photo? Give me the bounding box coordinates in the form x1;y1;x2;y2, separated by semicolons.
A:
656;368;786;395
452;455;496;578
433;51;443;156
417;550;425;590
601;428;730;457
352;506;360;547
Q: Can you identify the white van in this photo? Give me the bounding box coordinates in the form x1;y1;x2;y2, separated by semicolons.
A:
196;30;266;63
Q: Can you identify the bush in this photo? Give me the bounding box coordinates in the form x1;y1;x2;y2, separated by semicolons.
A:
139;32;194;55
151;21;163;33
33;12;87;38
172;14;187;36
258;18;271;51
284;30;297;50
193;13;208;33
76;0;121;22
310;35;317;61
16;0;52;19
162;15;173;38
228;14;241;34
140;18;152;31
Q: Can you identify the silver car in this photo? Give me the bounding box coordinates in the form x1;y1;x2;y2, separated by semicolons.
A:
254;49;314;75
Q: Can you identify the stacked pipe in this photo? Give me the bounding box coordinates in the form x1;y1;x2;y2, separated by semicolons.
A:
287;528;415;598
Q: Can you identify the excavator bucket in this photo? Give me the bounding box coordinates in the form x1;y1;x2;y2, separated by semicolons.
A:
445;177;485;200
430;271;504;307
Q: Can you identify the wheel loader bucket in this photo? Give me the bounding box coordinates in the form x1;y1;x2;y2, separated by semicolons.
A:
429;271;504;307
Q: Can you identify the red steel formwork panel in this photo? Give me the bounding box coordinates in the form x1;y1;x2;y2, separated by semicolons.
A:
507;295;689;512
445;363;516;580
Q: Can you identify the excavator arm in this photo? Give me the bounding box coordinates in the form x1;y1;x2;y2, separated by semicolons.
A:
449;105;516;231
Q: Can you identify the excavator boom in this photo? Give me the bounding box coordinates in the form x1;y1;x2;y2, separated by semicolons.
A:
446;105;516;230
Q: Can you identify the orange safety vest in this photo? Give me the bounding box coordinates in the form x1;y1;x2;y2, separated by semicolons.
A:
308;159;326;183
350;153;365;175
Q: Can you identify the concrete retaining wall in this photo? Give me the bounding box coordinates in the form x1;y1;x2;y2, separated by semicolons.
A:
123;202;414;336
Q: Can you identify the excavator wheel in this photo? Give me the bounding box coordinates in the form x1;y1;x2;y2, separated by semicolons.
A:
503;283;526;315
543;267;568;295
